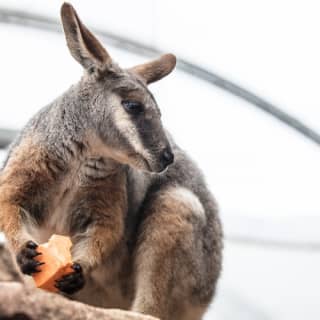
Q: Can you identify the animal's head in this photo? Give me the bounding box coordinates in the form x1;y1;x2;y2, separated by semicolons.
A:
60;3;176;173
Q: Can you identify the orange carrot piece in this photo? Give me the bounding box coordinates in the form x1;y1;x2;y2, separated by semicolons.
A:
33;235;73;292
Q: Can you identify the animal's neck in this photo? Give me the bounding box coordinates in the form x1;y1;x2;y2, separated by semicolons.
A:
84;131;126;175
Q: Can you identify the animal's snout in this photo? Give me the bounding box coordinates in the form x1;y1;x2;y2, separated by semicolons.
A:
160;147;174;169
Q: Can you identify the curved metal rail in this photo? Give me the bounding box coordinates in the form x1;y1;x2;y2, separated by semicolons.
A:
0;128;17;148
0;7;320;146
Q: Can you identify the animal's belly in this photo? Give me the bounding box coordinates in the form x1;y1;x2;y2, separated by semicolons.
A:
74;259;133;310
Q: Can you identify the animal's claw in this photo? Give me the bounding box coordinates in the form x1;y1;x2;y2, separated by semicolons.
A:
55;263;85;294
16;241;43;275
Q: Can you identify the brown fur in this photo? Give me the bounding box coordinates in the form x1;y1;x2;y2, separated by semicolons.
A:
69;171;127;272
131;187;210;320
0;137;58;250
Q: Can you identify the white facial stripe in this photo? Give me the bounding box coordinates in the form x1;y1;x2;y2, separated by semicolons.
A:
168;187;206;220
112;105;151;161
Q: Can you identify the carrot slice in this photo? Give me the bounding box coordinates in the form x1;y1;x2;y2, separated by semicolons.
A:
33;235;73;292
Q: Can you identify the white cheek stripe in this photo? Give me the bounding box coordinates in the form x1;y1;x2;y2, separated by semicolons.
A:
113;107;151;160
168;187;206;220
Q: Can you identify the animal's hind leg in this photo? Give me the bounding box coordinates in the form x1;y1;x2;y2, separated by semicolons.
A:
131;186;214;320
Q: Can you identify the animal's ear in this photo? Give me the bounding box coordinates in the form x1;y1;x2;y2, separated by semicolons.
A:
129;54;176;84
60;3;111;73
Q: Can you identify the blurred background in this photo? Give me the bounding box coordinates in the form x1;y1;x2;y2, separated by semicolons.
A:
0;1;320;319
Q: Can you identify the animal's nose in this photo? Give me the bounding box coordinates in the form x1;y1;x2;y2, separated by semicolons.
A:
160;147;174;168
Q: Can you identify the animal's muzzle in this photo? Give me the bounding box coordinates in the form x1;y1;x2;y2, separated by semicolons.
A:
159;147;174;170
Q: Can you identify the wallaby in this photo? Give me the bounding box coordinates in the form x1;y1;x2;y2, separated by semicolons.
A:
0;3;223;320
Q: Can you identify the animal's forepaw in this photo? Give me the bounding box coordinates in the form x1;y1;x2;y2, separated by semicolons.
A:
55;263;85;294
16;240;44;275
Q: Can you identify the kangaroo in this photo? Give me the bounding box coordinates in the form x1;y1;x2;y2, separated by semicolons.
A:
0;3;223;320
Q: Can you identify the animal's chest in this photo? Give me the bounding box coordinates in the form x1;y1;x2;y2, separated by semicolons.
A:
35;158;110;243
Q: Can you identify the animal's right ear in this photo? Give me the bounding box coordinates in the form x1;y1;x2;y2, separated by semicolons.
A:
60;3;111;74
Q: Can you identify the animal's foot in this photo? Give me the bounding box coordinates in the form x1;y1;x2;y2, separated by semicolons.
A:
55;263;85;294
16;240;44;275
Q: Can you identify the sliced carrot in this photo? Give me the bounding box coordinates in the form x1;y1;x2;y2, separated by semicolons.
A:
33;235;73;292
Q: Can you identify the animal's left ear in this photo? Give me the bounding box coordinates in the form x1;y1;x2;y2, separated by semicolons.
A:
129;54;176;84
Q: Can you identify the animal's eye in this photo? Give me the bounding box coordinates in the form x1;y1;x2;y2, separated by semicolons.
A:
121;100;144;115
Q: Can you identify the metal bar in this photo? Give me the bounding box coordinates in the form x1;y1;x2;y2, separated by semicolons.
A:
0;128;17;148
227;235;320;251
